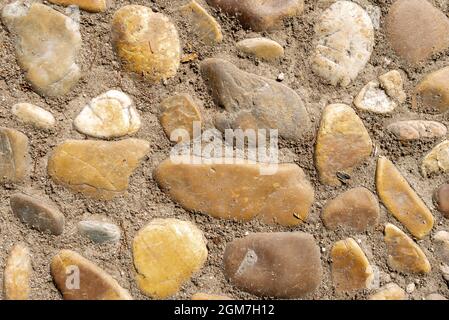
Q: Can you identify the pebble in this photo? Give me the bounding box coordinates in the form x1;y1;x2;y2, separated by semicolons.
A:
441;264;449;282
434;185;449;219
322;187;379;232
10;193;65;235
0;127;30;183
201;58;311;140
331;238;374;292
236;38;284;60
74;90;141;138
379;70;406;104
133;218;208;299
422;140;449;177
369;283;406;300
354;81;397;114
406;283;415;294
49;0;110;13
12;103;56;130
47;139;149;199
223;232;322;298
433;231;449;265
51;249;132;300
413;67;449;114
191;293;232;300
384;224;431;274
3;244;32;300
385;0;449;64
425;293;447;300
111;5;181;83
78;220;121;244
387;121;447;141
311;1;374;87
315;103;372;186
154;156;314;226
2;2;81;96
376;157;434;239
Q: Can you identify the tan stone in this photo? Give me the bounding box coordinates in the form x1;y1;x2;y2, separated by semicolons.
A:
154;156;314;226
3;244;32;300
49;0;110;13
384;224;431;274
51;250;132;300
354;80;396;114
315;104;372;186
369;283;406;300
12;103;56;130
133;219;208;299
379;70;406;103
236;38;284;60
413;67;449;114
47;139;149;199
422;140;449;177
376;157;434;239
191;293;232;300
387;121;446;141
0;127;30;183
425;293;447;300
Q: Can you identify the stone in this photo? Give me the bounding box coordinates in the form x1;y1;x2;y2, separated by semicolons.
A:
74;90;141;138
376;157;434;239
191;293;232;300
49;0;110;13
3;244;32;300
51;250;132;300
2;2;81;97
441;264;449;282
405;283;415;294
206;0;304;31
12;103;56;130
47;139;149;200
434;184;449;219
315;104;372;186
223;232;322;298
201;58;311;140
384;223;431;274
311;1;374;87
385;0;449;64
422;140;449;177
154;156;314;226
379;70;406;103
413;67;449;114
133;218;208;299
425;293;447;300
331;238;374;292
387;121;447;141
369;283;406;300
433;231;449;265
10;193;65;235
0;127;30;182
322;187;379;232
111;5;181;83
180;0;223;45
354;81;397;114
78;220;121;244
236;38;284;60
159;94;202;143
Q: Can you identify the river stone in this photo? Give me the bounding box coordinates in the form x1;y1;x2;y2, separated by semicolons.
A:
379;70;406;104
154;156;314;226
47;139;149;200
133;218;208;299
12;103;56;130
369;283;406;300
426;293;447;300
0;127;30;183
434;231;449;265
385;0;449;65
223;232;322;298
387;121;447;141
49;0;110;12
2;2;81;96
384;224;431;274
311;1;374;87
201;58;311;140
236;38;284;60
413;67;449;114
206;0;304;31
3;244;32;300
111;5;181;83
51;249;132;300
315;104;372;186
10;193;65;235
422;140;449;177
78;220;121;244
322;187;379;232
74;90;141;138
331;238;374;292
376;157;434;239
434;184;449;219
354;81;397;114
191;293;232;300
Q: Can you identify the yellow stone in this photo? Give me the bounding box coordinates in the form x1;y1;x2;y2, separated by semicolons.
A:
236;38;284;60
384;224;431;274
133;218;208;299
49;0;110;12
421;140;449;177
376;157;434;239
47;139;149;199
413;67;449;114
191;293;232;300
3;244;32;300
369;283;406;300
0;127;30;183
331;238;374;292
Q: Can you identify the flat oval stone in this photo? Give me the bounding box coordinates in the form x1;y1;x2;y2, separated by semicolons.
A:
191;293;232;300
154;156;314;226
311;1;374;87
422;140;449;177
413;67;449;114
0;127;30;183
201;58;311;140
4;244;32;300
236;38;284;60
322;187;379;232
354;81;397;114
434;184;449;219
51;249;132;300
384;223;431;274
206;0;304;31
49;0;110;13
223;232;322;298
386;0;449;65
133;218;208;299
315;104;372;186
1;2;81;96
376;157;434;239
111;5;181;83
78;220;121;244
387;121;447;141
12;103;56;130
433;231;449;265
331;238;374;292
369;283;406;300
74;90;141;138
10;193;65;235
47;139;149;199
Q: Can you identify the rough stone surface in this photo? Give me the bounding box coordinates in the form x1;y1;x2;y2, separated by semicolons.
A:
422;140;449;177
49;0;110;13
413;67;449;114
223;232;322;298
3;244;32;300
191;293;232;300
434;184;449;219
0;127;30;183
387;121;447;141
433;230;449;265
236;38;284;60
354;80;396;114
78;220;121;244
12;103;56;130
379;70;406;103
369;283;406;300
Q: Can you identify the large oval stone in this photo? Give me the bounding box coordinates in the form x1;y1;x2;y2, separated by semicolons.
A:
0;127;30;183
413;67;449;114
223;232;322;298
4;244;32;300
422;140;449;177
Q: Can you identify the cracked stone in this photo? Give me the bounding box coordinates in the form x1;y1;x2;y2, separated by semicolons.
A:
49;0;110;13
3;244;32;300
413;67;449;114
387;120;446;141
434;184;449;219
12;103;56;130
236;38;284;60
0;127;30;183
422;140;449;177
78;220;121;244
369;283;406;300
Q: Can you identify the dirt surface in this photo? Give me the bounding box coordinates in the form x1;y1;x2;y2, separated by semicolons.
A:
0;0;448;300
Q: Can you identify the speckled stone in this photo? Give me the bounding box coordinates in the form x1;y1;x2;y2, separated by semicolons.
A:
236;38;284;60
3;244;32;300
422;140;449;177
387;121;446;141
0;127;30;183
369;283;406;300
49;0;110;13
413;67;449;114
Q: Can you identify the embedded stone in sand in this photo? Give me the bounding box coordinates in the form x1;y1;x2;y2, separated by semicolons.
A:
422;140;449;177
12;103;56;130
413;67;449;114
0;127;30;183
236;38;284;60
3;244;32;300
387;121;446;141
49;0;110;13
369;283;406;300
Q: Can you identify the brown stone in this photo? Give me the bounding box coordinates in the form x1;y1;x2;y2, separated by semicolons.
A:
223;232;322;298
236;38;284;60
0;127;30;183
49;0;110;12
191;293;232;300
433;184;449;219
3;244;32;300
413;67;449;114
387;120;447;141
369;283;406;300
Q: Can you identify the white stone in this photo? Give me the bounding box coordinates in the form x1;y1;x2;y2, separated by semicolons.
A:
354;81;396;114
12;103;56;129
